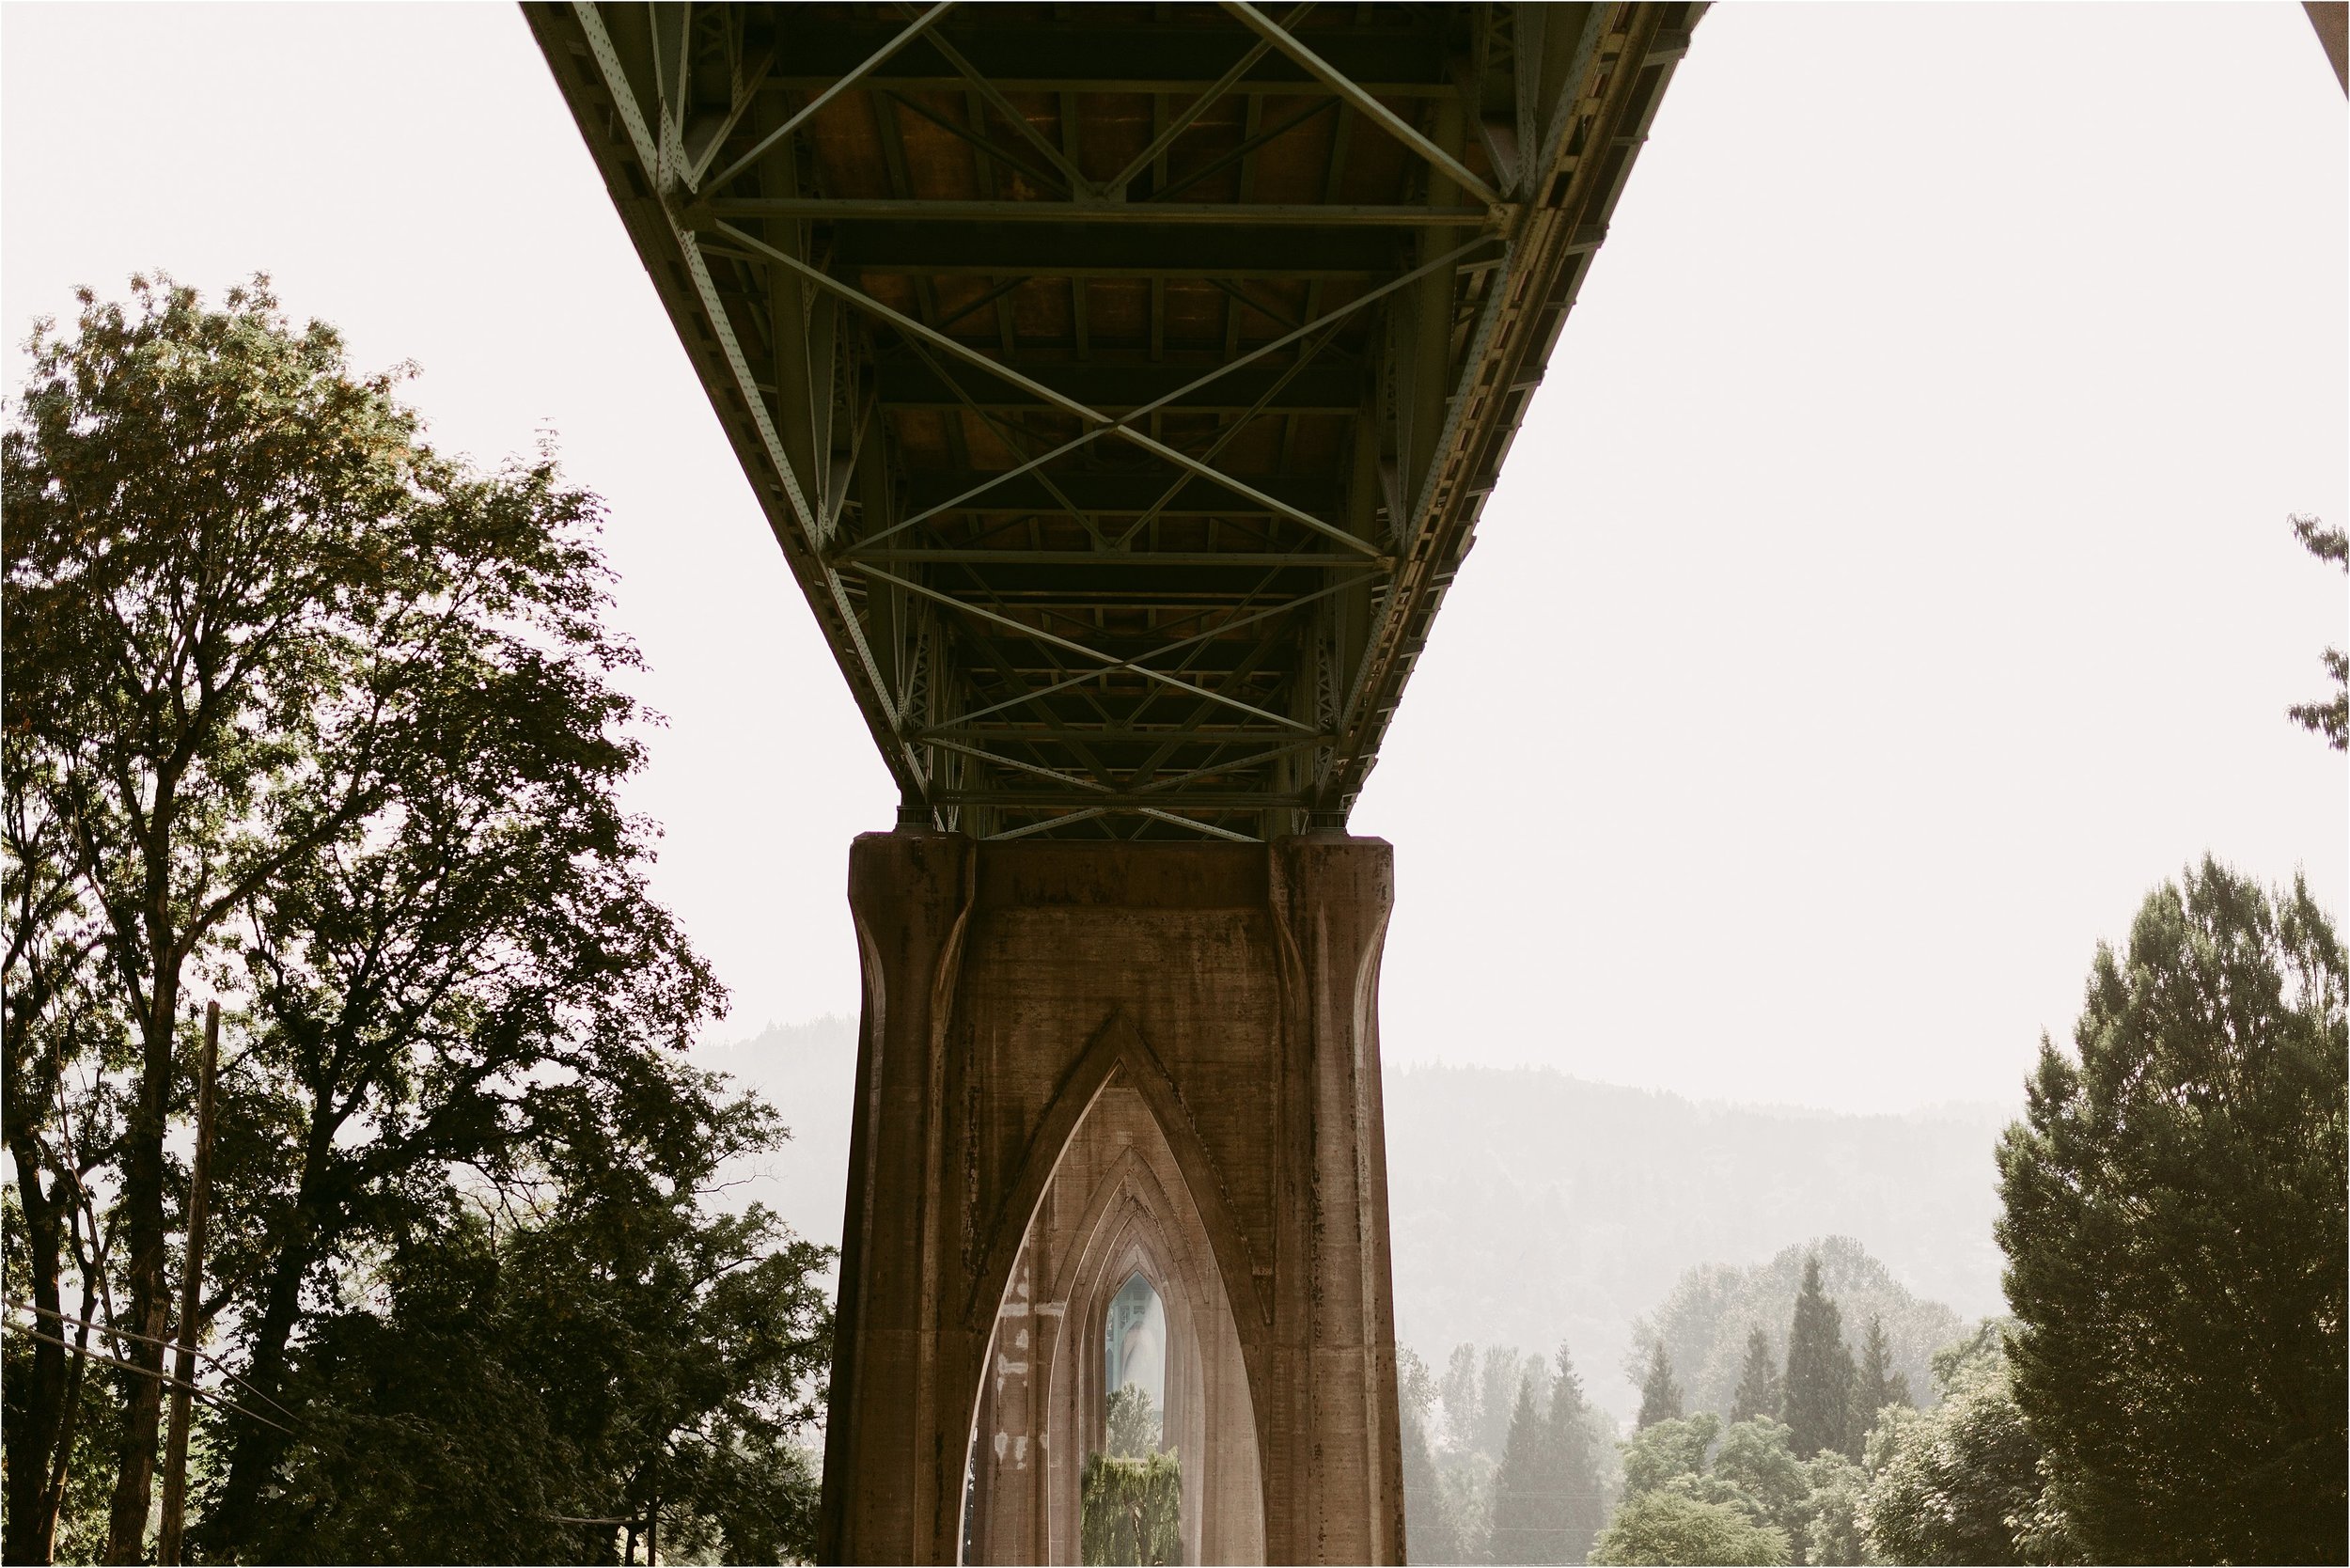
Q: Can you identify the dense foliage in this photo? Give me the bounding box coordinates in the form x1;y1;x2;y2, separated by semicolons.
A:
1402;1242;1936;1565
1;277;831;1563
1600;1411;1866;1568
1079;1451;1181;1566
1859;1323;2074;1566
1996;859;2347;1564
1588;1491;1789;1568
1103;1385;1163;1460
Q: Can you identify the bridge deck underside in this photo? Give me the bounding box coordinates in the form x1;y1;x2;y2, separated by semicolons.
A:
529;0;1700;839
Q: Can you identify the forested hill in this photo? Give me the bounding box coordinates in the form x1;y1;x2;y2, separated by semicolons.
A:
695;1026;2013;1426
1385;1065;2012;1423
694;1015;861;1249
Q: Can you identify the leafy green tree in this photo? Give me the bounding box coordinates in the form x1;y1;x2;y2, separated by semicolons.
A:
1996;859;2346;1564
1709;1416;1804;1536
3;277;836;1563
1618;1412;1716;1505
1780;1257;1856;1460
7;274;520;1557
1856;1315;1910;1423
1589;1493;1788;1567
1730;1327;1781;1424
1081;1451;1181;1566
1612;1410;1829;1564
1104;1385;1161;1459
2286;514;2345;749
1859;1323;2076;1566
1634;1342;1682;1432
0;772;127;1564
1789;1451;1869;1567
246;1111;830;1565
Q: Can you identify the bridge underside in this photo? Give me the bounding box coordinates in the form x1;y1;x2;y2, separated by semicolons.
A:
528;0;1698;842
529;5;1699;1561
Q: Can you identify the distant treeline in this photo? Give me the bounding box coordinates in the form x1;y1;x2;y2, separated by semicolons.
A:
1398;860;2346;1566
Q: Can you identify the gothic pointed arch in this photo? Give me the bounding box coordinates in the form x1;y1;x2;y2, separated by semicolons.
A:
964;1009;1267;1349
960;1065;1266;1564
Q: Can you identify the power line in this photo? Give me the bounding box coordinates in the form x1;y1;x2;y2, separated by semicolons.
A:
2;1321;294;1435
9;1299;301;1423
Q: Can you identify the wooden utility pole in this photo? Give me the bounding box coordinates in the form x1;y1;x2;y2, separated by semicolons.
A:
156;1001;220;1565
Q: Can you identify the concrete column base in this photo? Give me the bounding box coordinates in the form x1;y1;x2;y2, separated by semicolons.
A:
816;832;1406;1566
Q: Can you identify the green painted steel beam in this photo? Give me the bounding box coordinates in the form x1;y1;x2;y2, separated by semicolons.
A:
747;19;1457;96
704;199;1499;227
526;0;1706;838
872;359;1367;415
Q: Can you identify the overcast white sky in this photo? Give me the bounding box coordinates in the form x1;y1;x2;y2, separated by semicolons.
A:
5;3;2342;1113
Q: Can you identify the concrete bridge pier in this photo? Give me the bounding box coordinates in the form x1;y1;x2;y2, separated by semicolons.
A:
817;830;1406;1565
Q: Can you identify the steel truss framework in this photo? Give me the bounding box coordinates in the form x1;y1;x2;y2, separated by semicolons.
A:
529;0;1702;840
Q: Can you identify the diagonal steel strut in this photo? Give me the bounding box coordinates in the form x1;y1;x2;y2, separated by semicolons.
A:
801;229;1502;557
705;2;956;192
1220;0;1505;207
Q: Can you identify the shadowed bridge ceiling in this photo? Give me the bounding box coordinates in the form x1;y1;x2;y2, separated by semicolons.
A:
527;1;1702;841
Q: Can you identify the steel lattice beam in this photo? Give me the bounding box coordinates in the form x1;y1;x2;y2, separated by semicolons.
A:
527;0;1704;841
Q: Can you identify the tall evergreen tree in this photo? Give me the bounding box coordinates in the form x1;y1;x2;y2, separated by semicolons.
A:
1544;1347;1607;1566
1855;1315;1910;1431
1780;1256;1856;1459
1487;1347;1611;1565
1476;1346;1528;1459
1998;860;2347;1563
1485;1376;1549;1565
1635;1341;1683;1431
1730;1327;1782;1424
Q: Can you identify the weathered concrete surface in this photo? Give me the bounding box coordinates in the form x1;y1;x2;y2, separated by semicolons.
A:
816;832;1405;1565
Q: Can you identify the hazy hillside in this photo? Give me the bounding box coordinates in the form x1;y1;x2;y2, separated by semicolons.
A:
693;1015;859;1249
694;1026;2014;1425
1383;1065;2013;1423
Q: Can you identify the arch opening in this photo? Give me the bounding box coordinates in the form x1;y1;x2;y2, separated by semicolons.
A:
1103;1274;1167;1456
960;1070;1264;1565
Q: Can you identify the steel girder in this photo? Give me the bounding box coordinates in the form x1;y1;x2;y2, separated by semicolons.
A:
526;0;1702;841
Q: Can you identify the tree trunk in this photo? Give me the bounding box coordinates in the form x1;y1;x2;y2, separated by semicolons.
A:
102;998;175;1563
42;1305;94;1562
194;1137;330;1557
4;1141;70;1564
